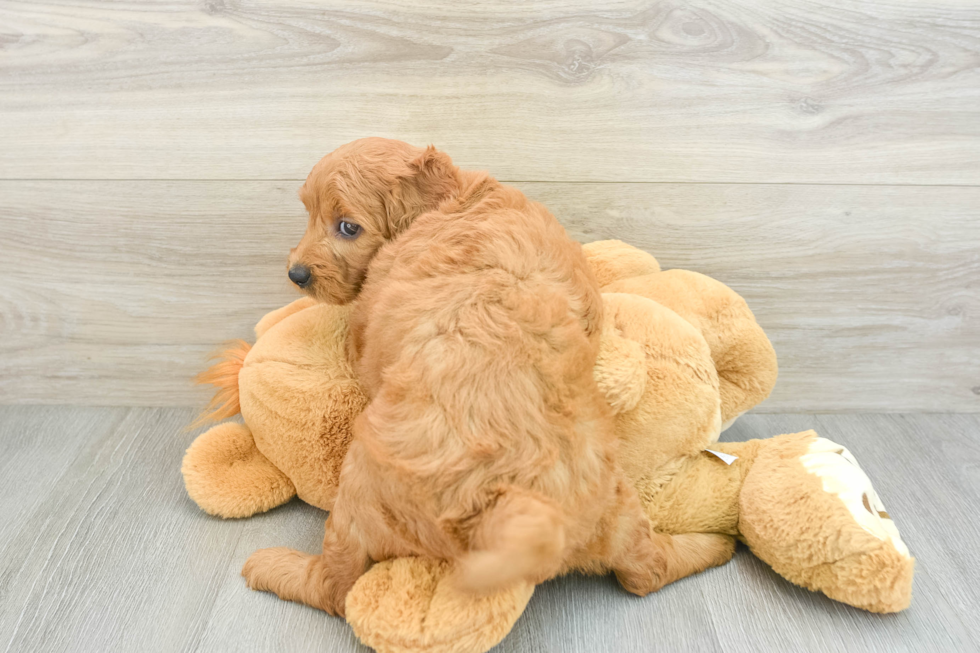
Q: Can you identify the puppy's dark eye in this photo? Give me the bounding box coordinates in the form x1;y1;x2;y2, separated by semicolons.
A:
337;220;361;239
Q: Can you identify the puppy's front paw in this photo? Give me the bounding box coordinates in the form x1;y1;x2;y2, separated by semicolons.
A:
241;547;345;616
242;546;300;594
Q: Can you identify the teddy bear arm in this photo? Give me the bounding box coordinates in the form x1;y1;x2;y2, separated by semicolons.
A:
182;422;296;518
738;431;913;613
345;557;534;653
712;309;779;427
602;270;778;427
657;271;777;425
641;440;766;536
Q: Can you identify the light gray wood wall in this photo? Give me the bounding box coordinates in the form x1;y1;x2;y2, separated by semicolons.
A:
1;1;978;411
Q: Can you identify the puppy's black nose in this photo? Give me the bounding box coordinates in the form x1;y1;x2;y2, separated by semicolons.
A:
288;264;312;288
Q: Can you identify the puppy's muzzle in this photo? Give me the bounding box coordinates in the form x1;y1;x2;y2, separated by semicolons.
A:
288;264;312;288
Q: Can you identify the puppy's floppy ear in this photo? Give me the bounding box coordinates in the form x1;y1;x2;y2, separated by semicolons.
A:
408;145;457;208
298;180;316;215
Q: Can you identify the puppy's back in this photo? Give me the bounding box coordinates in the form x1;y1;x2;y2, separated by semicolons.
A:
349;179;613;578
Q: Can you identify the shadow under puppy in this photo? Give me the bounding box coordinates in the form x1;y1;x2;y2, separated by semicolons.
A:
241;138;733;616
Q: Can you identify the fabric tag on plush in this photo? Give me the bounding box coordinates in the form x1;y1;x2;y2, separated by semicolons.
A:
705;449;738;465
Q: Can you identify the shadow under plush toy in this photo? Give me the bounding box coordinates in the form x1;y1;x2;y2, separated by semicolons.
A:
183;240;913;653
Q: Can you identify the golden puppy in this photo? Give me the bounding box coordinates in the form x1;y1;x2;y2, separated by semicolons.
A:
242;138;733;616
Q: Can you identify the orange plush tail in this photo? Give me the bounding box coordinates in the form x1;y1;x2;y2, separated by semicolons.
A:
190;340;252;429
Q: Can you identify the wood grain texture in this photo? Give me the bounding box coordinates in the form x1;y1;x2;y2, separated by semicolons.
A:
0;409;976;651
1;0;979;183
0;408;245;652
0;406;128;553
2;180;977;411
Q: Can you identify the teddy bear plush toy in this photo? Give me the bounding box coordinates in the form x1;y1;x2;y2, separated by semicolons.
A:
182;240;913;653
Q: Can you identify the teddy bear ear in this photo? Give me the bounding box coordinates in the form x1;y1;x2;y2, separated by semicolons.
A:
254;297;318;339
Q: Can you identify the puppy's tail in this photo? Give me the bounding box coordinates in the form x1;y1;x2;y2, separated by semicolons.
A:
455;488;565;593
189;339;251;429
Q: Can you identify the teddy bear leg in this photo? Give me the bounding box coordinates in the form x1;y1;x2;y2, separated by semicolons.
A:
591;477;735;596
614;530;736;596
182;422;296;518
739;430;914;613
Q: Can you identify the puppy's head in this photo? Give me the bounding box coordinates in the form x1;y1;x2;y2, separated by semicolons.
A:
288;138;458;303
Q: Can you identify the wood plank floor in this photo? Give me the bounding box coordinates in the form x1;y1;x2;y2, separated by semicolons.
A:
0;407;976;652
